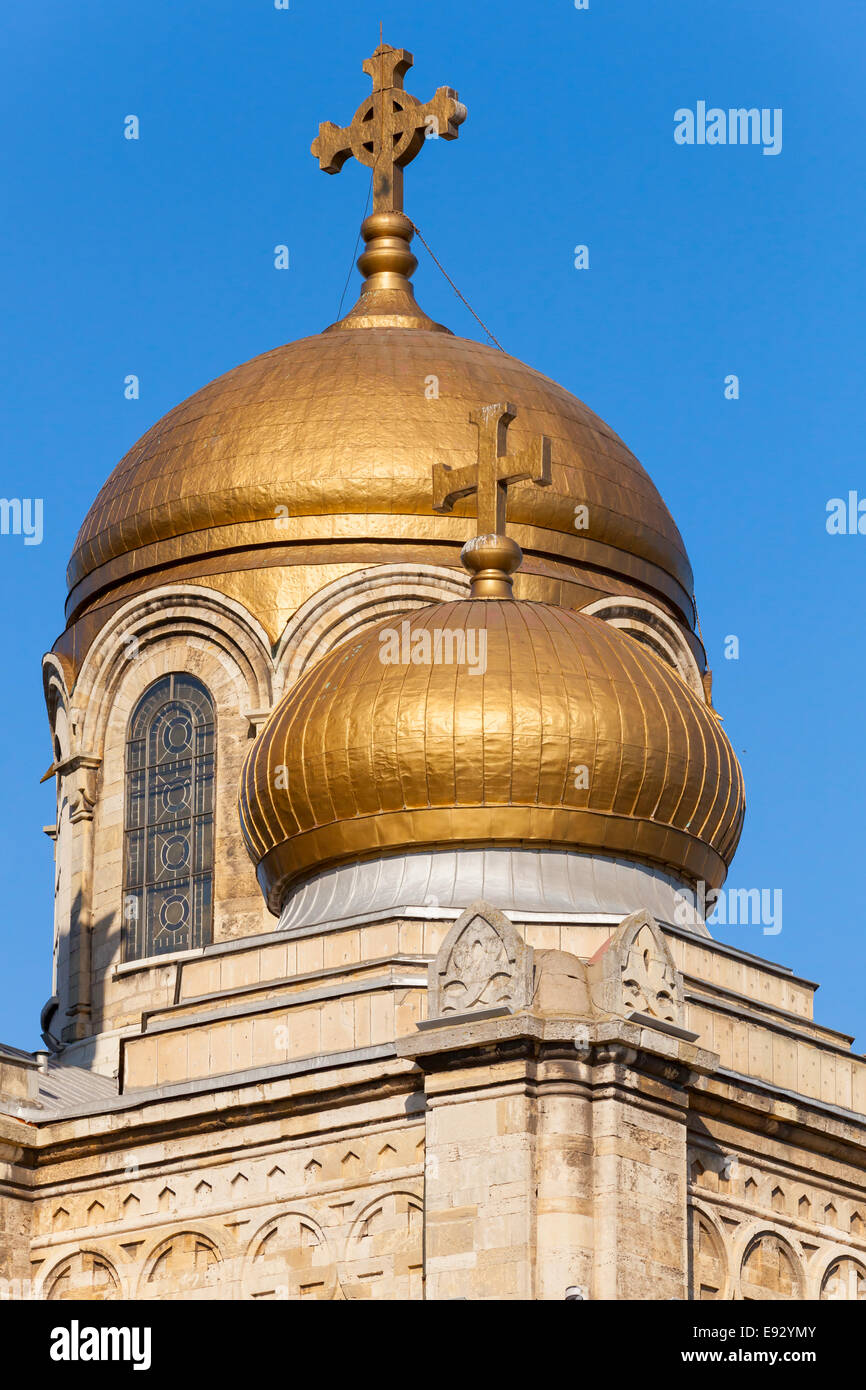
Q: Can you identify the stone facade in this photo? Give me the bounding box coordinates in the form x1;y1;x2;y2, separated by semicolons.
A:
3;884;866;1300
3;578;865;1301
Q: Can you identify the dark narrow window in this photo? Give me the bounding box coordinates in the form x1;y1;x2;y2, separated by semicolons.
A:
123;674;215;960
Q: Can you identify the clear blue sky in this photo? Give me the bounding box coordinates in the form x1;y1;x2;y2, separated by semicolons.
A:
1;0;864;1052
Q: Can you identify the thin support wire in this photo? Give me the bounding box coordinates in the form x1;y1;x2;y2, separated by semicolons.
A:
410;220;506;352
336;171;374;320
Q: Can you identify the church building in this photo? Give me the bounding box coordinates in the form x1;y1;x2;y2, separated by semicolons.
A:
2;45;865;1302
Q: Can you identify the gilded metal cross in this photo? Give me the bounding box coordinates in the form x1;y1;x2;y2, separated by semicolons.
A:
432;403;552;536
311;44;467;214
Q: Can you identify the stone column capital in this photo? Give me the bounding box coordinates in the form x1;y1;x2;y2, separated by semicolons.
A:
55;753;102;824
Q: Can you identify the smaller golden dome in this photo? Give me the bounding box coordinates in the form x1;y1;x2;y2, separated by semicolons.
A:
239;601;744;913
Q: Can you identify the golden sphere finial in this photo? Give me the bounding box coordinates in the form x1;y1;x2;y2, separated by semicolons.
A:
356;211;418;285
327;210;444;332
460;534;524;598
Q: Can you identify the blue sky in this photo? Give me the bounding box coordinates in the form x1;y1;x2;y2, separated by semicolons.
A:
1;0;864;1051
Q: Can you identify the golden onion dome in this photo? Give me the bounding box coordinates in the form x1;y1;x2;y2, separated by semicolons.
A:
239;599;744;914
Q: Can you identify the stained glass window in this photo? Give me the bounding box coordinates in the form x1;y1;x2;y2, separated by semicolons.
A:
123;674;215;961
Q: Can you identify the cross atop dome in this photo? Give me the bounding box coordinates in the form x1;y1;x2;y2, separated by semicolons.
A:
311;43;466;214
312;43;467;332
433;403;552;598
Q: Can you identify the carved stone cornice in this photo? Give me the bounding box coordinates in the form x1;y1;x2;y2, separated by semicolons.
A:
691;1072;866;1167
398;1012;719;1087
20;1055;418;1166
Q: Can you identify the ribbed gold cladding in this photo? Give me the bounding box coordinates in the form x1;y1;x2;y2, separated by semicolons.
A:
239;602;745;913
66;329;694;624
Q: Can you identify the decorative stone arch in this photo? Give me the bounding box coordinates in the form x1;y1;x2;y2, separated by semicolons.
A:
138;1228;224;1299
687;1201;730;1301
41;1247;123;1301
274;562;469;693
52;585;274;987
69;585;274;756
812;1245;866;1301
733;1224;805;1301
580;595;705;699
39;587;276;1045
42;653;71;764
242;1208;336;1300
428;898;534;1019
339;1188;424;1301
588;908;684;1025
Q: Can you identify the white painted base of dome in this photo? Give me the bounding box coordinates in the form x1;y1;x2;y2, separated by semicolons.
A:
275;847;707;936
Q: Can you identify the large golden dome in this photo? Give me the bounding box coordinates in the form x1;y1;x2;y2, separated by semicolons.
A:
239;600;744;913
61;326;696;669
58;69;699;680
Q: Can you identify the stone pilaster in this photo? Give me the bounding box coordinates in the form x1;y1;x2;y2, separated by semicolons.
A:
419;1027;540;1300
589;1035;694;1300
0;1113;34;1298
60;754;101;1042
399;1014;716;1300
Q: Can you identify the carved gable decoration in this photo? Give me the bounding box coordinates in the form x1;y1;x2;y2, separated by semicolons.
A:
428;899;533;1019
588;909;684;1026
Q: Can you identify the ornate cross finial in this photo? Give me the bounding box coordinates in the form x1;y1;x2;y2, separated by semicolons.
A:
312;44;466;214
433;403;552;598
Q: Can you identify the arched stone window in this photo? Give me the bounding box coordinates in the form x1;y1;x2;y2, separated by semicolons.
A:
821;1257;866;1300
44;1250;121;1301
688;1207;728;1300
740;1232;802;1300
123;674;215;960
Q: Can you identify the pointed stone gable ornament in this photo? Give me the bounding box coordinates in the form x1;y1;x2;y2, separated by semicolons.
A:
588;909;684;1026
428;899;533;1019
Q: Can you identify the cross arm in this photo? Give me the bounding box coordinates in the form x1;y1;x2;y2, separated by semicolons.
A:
311;122;354;174
422;87;468;142
498;435;552;489
362;47;414;92
432;462;478;513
